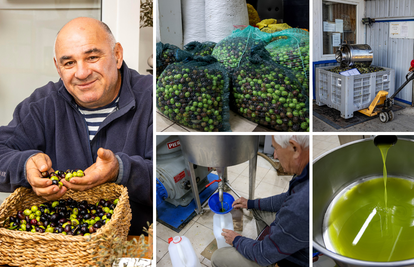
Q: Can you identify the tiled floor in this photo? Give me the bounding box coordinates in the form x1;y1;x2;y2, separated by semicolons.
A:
313;135;341;160
156;110;258;132
156;155;292;267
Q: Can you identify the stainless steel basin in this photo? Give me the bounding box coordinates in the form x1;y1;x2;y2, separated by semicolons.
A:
314;137;414;267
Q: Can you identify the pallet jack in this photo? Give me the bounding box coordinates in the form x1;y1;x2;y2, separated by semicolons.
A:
358;71;414;123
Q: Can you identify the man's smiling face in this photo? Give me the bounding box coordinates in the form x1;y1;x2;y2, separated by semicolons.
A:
54;17;123;109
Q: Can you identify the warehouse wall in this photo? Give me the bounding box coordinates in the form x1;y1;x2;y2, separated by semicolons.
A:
365;0;414;104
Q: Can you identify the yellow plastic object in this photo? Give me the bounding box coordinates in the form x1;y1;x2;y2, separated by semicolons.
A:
261;23;292;33
358;90;389;117
257;19;277;29
247;4;260;26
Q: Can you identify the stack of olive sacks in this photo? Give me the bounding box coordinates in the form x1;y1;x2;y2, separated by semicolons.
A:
184;41;217;57
156;50;231;132
212;26;271;74
231;44;309;131
265;29;309;93
156;42;181;80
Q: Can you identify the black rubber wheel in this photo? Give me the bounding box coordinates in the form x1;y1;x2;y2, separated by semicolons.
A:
388;110;394;121
379;112;389;123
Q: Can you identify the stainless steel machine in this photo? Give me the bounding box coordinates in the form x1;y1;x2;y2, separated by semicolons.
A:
335;44;373;67
156;136;211;207
179;135;259;214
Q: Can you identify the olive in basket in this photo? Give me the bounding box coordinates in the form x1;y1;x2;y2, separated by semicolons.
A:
3;197;119;236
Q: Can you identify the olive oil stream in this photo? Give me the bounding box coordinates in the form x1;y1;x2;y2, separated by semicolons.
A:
378;144;391;231
327;144;414;261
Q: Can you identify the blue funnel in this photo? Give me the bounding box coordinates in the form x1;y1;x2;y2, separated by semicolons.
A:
208;192;235;214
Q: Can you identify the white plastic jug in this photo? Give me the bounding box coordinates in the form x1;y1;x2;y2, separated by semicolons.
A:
213;212;234;249
168;236;201;267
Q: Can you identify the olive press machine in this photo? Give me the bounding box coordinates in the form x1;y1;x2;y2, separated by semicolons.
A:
156;135;259;215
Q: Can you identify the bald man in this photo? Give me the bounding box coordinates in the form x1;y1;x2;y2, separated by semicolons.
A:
0;17;153;235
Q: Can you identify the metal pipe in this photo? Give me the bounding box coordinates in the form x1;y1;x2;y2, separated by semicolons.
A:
218;181;224;203
225;182;241;198
186;160;203;214
248;153;258;200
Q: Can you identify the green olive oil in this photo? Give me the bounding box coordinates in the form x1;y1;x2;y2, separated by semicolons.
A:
327;143;414;261
328;177;414;261
221;201;225;212
378;144;392;230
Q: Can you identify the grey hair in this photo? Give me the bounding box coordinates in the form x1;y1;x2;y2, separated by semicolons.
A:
53;19;116;60
273;135;309;149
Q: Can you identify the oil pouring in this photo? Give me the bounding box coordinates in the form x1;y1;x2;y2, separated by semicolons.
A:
324;136;414;262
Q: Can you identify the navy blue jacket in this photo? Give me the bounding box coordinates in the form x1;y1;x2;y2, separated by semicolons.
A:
0;62;153;235
233;164;309;266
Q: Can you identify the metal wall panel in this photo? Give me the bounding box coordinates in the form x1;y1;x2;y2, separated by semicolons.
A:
365;0;414;103
366;0;389;18
366;0;414;18
390;0;414;17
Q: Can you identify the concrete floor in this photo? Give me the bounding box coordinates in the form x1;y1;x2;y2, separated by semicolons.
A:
313;101;414;132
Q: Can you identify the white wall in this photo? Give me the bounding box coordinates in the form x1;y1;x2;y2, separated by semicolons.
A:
0;0;101;126
102;0;154;74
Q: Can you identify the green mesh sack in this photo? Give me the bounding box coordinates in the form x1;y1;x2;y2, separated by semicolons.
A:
156;42;181;80
231;44;309;132
265;29;309;93
212;26;272;74
156;50;231;132
184;41;217;57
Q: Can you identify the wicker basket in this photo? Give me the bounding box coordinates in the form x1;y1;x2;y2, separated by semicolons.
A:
0;183;131;267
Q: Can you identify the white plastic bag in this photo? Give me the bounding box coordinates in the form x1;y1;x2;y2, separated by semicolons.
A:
182;0;206;44
205;0;249;42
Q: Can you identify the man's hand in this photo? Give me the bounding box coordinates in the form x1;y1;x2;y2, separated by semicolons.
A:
232;197;248;209
62;148;119;191
222;229;241;245
26;153;67;201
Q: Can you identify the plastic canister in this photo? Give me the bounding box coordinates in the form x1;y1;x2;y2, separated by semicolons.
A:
213;212;234;249
168;236;201;267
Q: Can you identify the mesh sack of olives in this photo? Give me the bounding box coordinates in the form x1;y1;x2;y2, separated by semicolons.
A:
184;41;217;57
211;26;272;74
231;44;309;132
156;50;231;132
156;42;181;80
265;29;309;92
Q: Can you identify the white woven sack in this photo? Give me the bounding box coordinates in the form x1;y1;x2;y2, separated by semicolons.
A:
205;0;249;43
182;0;206;45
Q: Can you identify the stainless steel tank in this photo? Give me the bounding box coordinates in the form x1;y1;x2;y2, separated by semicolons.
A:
179;135;259;167
179;135;259;214
314;137;414;267
335;44;373;67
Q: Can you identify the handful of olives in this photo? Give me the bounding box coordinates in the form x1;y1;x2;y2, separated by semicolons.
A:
41;169;85;189
4;197;119;236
